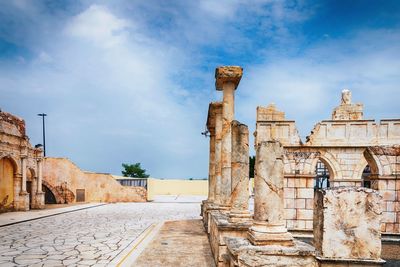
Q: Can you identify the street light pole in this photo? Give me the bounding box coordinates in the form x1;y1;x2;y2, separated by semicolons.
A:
37;113;47;157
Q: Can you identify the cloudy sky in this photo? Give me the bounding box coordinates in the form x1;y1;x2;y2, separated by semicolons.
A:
1;0;399;178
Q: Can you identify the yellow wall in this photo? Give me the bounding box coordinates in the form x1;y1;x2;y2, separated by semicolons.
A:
0;158;14;206
147;178;255;201
147;178;208;201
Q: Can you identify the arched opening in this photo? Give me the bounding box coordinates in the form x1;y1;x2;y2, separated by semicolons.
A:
363;149;381;190
42;184;57;204
0;157;15;209
314;160;330;189
362;165;371;188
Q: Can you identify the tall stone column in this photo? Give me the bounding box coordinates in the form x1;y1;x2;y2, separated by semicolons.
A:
229;120;251;222
37;159;43;193
214;109;223;206
215;66;243;207
207;132;216;202
248;141;294;246
21;156;27;193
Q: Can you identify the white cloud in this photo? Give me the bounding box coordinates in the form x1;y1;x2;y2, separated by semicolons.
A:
65;5;132;48
236;29;400;142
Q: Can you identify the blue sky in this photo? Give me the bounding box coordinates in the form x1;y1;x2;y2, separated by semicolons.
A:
1;0;399;178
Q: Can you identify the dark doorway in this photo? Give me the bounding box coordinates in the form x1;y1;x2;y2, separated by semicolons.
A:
315;160;330;189
42;184;57;204
76;189;85;202
27;181;32;208
362;165;371;188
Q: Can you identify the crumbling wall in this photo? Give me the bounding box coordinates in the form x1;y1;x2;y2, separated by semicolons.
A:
43;158;147;203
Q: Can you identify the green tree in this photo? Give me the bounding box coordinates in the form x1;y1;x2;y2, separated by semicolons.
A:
121;163;150;178
249;156;255;178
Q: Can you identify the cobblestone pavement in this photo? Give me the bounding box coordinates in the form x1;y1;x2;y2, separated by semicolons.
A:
0;202;200;267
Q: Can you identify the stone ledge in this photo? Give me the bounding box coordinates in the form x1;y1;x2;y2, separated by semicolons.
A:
225;237;315;256
225;237;316;267
211;210;252;230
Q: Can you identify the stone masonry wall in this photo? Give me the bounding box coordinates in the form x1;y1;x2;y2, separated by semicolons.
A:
43;158;147;203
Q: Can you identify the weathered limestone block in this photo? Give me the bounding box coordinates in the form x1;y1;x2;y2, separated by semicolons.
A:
314;187;385;266
256;104;285;121
209;211;252;266
229;121;251;222
332;89;363;120
215;66;243;91
225;237;316;267
248;141;294;246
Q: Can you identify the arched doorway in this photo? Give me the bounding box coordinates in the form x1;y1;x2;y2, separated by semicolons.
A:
314;160;330;189
0;157;15;209
42;184;57;204
362;165;371;188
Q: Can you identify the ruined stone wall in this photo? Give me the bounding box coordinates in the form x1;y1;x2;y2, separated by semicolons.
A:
43;158;147;203
255;96;400;234
0;110;44;212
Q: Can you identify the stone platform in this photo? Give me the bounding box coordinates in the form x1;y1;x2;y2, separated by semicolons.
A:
209;211;252;266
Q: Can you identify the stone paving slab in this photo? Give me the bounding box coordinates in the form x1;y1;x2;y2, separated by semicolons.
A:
134;219;215;267
0;202;201;266
0;203;105;227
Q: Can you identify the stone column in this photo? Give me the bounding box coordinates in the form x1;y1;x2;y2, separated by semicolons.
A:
207;132;216;202
37;159;43;193
215;66;243;207
248;141;294;246
229;120;251;222
214;109;223;206
21;156;27;193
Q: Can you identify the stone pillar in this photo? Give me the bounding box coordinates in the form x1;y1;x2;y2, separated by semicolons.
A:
314;187;384;266
248;141;294;246
229;120;251;222
215;66;243;207
21;156;27;193
37;159;43;193
207;133;216;202
214;109;223;206
17;157;29;211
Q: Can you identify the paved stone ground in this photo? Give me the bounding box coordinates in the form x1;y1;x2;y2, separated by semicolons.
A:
0;202;200;267
134;219;215;267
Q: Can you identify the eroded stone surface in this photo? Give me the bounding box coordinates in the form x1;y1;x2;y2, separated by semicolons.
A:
332;89;363;120
249;141;293;246
229;121;251;222
314;187;382;260
215;66;243;91
225;237;316;267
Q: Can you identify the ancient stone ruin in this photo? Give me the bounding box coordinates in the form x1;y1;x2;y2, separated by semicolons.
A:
202;65;399;266
0;110;146;212
0;111;45;211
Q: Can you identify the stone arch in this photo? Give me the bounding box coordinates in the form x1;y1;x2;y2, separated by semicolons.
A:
0;156;17;209
0;155;20;175
309;150;342;180
363;148;383;176
41;180;64;204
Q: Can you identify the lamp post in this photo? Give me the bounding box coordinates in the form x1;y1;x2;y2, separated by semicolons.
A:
37;113;47;157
